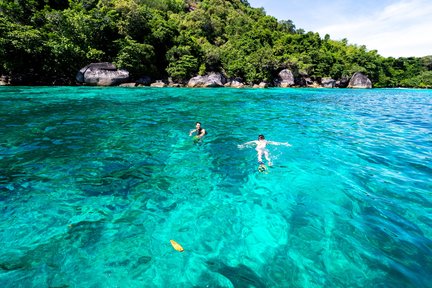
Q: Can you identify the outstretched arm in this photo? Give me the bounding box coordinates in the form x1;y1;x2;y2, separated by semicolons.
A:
267;141;292;147
238;140;257;149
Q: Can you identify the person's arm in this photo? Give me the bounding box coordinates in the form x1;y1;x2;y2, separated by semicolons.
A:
238;140;257;148
267;141;292;147
189;129;197;136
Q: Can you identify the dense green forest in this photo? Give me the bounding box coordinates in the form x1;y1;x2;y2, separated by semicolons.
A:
1;0;431;87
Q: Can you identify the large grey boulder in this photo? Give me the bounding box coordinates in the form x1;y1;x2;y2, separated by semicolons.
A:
187;72;226;87
278;69;295;87
348;72;372;88
321;77;336;88
76;62;129;86
0;75;10;86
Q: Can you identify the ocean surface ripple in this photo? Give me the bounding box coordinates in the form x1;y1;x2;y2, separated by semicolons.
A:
0;87;431;287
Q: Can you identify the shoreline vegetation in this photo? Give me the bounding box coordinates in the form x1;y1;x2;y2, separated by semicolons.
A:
1;0;431;88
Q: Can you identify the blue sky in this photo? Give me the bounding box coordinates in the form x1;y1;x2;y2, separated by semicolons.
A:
248;0;432;58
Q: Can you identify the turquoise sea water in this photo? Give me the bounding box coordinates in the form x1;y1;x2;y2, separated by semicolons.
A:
0;86;431;287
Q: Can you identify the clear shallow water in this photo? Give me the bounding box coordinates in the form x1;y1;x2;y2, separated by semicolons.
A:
0;86;431;287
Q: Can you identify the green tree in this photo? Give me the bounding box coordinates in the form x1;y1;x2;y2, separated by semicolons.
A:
114;37;156;77
0;18;44;77
166;42;200;82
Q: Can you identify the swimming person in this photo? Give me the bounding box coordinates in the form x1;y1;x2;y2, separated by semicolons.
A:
239;134;291;166
189;122;206;141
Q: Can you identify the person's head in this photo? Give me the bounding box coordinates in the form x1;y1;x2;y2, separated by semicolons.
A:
196;122;201;128
258;134;265;140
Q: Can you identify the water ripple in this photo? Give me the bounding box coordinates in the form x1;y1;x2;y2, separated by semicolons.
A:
0;87;431;287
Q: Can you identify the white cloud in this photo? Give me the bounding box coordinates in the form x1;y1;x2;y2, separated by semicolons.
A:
315;0;432;57
248;0;432;57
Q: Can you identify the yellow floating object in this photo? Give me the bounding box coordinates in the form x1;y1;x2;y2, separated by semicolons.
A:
170;240;184;252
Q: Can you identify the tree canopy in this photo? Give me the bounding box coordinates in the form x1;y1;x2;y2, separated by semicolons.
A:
0;0;430;87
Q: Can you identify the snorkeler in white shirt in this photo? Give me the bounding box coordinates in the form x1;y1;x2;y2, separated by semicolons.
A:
239;134;291;166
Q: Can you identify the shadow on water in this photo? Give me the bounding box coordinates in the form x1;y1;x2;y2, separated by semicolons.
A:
74;158;156;197
0;96;179;200
205;260;266;288
202;134;257;195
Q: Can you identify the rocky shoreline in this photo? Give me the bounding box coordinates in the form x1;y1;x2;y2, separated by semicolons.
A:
1;62;373;89
77;62;372;89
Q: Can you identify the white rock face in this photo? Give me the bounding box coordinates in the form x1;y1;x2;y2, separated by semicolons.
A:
76;62;129;86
